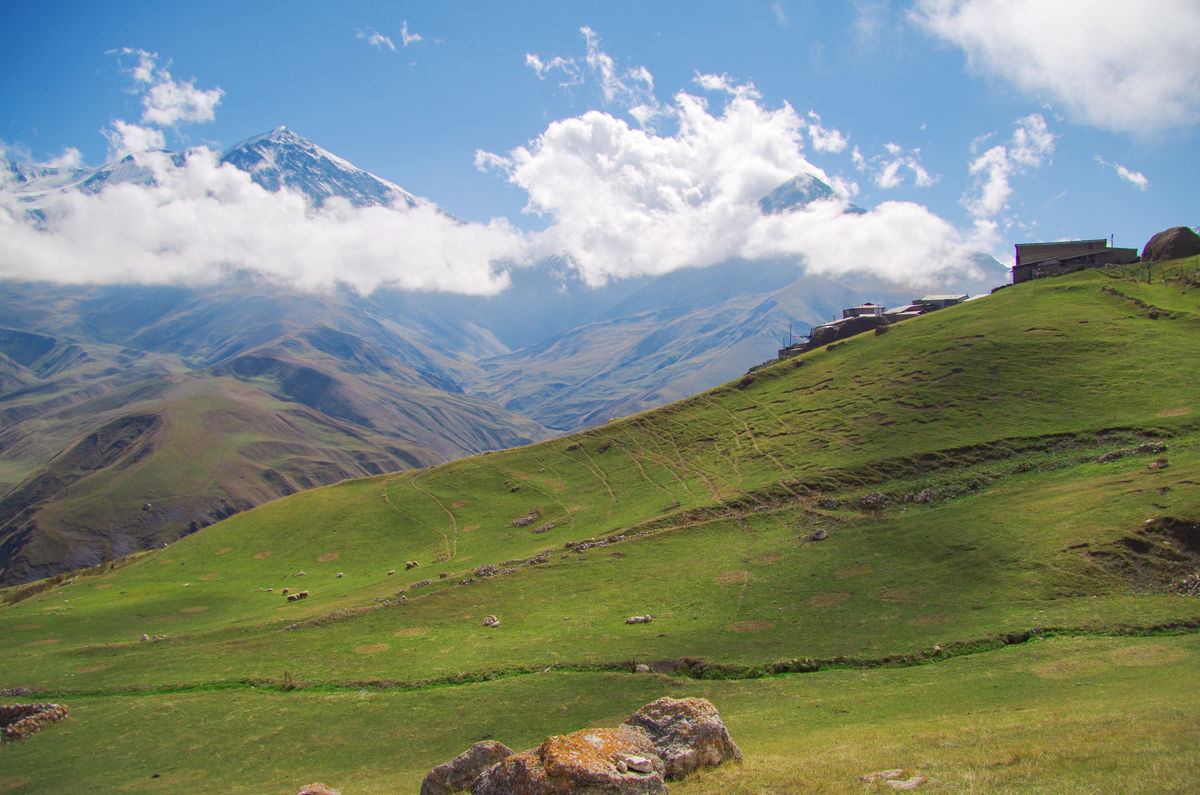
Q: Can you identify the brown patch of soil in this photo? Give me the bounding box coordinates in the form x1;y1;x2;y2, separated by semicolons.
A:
834;564;871;580
93;583;113;590
22;639;58;647
0;778;31;791
878;588;922;603
753;552;782;564
461;524;480;533
14;624;42;631
728;619;774;632
1157;407;1192;417
253;550;272;559
568;505;588;512
451;500;468;508
808;591;851;607
1111;643;1187;667
355;643;389;654
317;552;339;563
908;614;952;626
214;547;233;556
179;606;209;613
77;664;112;675
393;627;428;638
158;559;174;566
199;573;220;581
713;570;748;585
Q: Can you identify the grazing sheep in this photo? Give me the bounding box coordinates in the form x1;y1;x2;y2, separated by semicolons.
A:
406;560;419;570
297;590;309;599
287;593;300;602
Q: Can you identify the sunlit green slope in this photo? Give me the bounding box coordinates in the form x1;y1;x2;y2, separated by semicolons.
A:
2;262;1198;792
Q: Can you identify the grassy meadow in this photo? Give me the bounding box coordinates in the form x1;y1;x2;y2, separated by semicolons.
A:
2;263;1199;792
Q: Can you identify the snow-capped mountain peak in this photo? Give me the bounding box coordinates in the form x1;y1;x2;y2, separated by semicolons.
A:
219;126;422;209
758;172;866;215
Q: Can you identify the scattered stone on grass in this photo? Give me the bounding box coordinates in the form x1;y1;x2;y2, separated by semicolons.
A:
1;703;69;742
482;615;500;627
635;664;651;673
475;564;499;578
421;740;514;795
295;783;340;795
625;615;653;624
859;770;929;789
511;510;541;528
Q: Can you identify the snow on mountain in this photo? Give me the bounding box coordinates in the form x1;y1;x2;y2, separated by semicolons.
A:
219;126;423;209
1;127;424;211
758;172;866;215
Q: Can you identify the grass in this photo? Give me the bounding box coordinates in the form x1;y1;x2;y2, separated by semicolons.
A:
2;263;1199;791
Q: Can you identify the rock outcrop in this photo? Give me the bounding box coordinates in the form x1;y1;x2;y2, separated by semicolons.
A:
421;740;514;795
470;726;666;794
428;697;740;793
1142;226;1200;262
622;697;742;780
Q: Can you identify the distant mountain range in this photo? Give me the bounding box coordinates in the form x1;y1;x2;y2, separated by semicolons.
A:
0;128;1009;583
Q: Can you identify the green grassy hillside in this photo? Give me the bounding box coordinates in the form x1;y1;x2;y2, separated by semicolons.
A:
2;263;1198;792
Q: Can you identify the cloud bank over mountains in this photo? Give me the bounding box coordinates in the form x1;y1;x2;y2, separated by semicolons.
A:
7;5;1190;297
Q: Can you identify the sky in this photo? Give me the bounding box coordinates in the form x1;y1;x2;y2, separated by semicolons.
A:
2;0;1198;294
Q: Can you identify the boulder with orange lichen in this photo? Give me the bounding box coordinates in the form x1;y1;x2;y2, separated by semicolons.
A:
470;725;666;794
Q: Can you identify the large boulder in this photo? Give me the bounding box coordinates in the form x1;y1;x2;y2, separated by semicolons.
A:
1142;226;1200;262
471;726;666;794
622;697;742;780
421;740;514;795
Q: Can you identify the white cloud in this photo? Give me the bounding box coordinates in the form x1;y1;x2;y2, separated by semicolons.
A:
805;111;848;154
112;49;223;127
963;114;1054;219
1;149;523;295
911;0;1200;134
852;140;935;189
400;20;422;47
478;88;986;288
103;120;165;157
43;147;84;170
1095;156;1149;191
526;53;580;85
357;27;396;51
527;28;664;123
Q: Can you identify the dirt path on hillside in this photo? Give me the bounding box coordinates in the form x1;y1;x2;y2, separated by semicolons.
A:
408;470;459;559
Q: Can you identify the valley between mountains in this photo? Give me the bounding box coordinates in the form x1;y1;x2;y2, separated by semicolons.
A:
0;128;1004;586
2;262;1198;792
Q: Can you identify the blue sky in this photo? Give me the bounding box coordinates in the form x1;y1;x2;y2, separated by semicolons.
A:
2;1;1198;293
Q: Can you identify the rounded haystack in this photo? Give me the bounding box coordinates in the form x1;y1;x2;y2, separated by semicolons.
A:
1142;226;1200;262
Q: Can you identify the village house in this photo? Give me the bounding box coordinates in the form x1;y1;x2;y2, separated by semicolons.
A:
1013;239;1138;284
775;294;969;360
